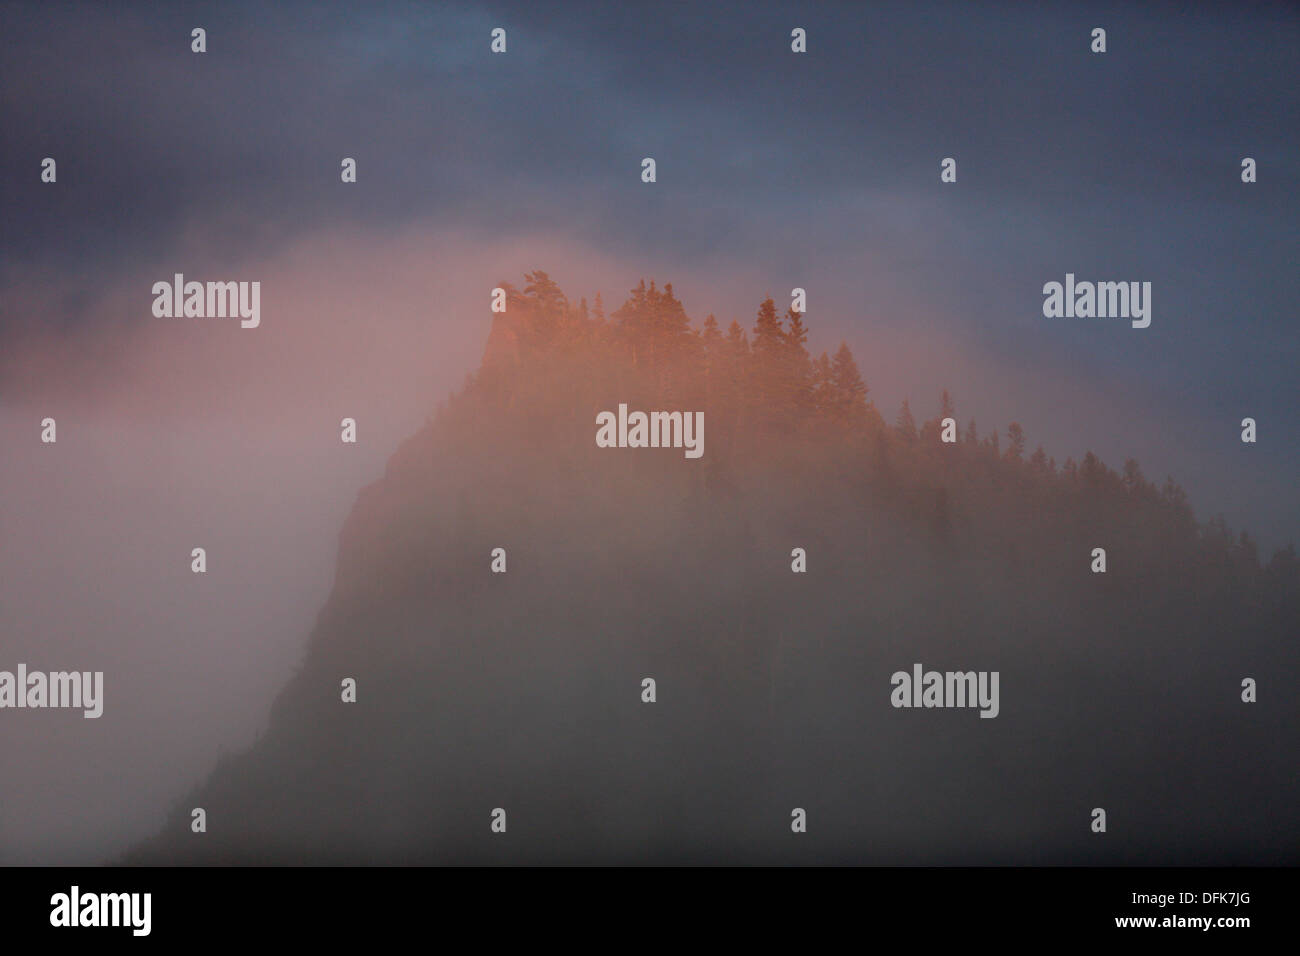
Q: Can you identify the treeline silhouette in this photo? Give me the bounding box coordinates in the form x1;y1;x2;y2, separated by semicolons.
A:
125;271;1300;866
481;270;1293;582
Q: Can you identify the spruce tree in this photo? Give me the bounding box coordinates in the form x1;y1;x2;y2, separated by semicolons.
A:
1006;422;1026;460
940;389;956;421
830;342;868;424
811;351;833;416
783;307;813;414
896;399;918;442
749;297;786;427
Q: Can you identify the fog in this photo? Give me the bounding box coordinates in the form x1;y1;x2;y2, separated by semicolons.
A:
0;226;627;863
2;220;1296;863
112;274;1300;865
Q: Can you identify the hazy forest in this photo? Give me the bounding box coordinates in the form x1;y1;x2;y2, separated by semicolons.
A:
127;271;1300;865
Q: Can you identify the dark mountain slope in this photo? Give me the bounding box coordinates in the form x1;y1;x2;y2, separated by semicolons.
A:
125;275;1300;864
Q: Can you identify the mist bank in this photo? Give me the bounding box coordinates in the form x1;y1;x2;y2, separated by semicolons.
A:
121;276;1300;864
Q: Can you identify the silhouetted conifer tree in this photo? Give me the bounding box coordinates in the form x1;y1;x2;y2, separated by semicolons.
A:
783;307;813;414
829;342;868;425
896;399;918;442
1006;422;1026;460
940;389;956;421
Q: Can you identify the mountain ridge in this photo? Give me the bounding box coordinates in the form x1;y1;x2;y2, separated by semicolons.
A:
123;272;1300;865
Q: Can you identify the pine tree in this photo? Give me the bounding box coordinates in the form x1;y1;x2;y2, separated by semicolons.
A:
656;282;697;400
1266;542;1298;579
750;296;785;382
726;319;749;356
700;314;722;406
613;280;695;393
1005;422;1025;460
1122;457;1146;494
723;320;750;430
895;399;918;442
658;282;692;344
1030;445;1049;473
939;389;956;421
751;296;784;357
701;313;722;350
1236;531;1260;569
613;279;648;361
749;297;786;427
1081;450;1104;487
1161;476;1190;521
811;351;833;415
784;308;809;352
829;342;868;425
783;307;813;414
523;270;567;343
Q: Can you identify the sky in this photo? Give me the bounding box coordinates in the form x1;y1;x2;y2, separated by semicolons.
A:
0;0;1296;862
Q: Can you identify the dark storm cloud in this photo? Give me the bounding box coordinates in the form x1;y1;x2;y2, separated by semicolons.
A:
1;0;1296;527
0;0;1297;866
3;2;1294;258
5;2;1293;262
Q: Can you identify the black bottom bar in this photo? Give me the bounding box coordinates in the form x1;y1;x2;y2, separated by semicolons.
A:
2;866;1285;943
